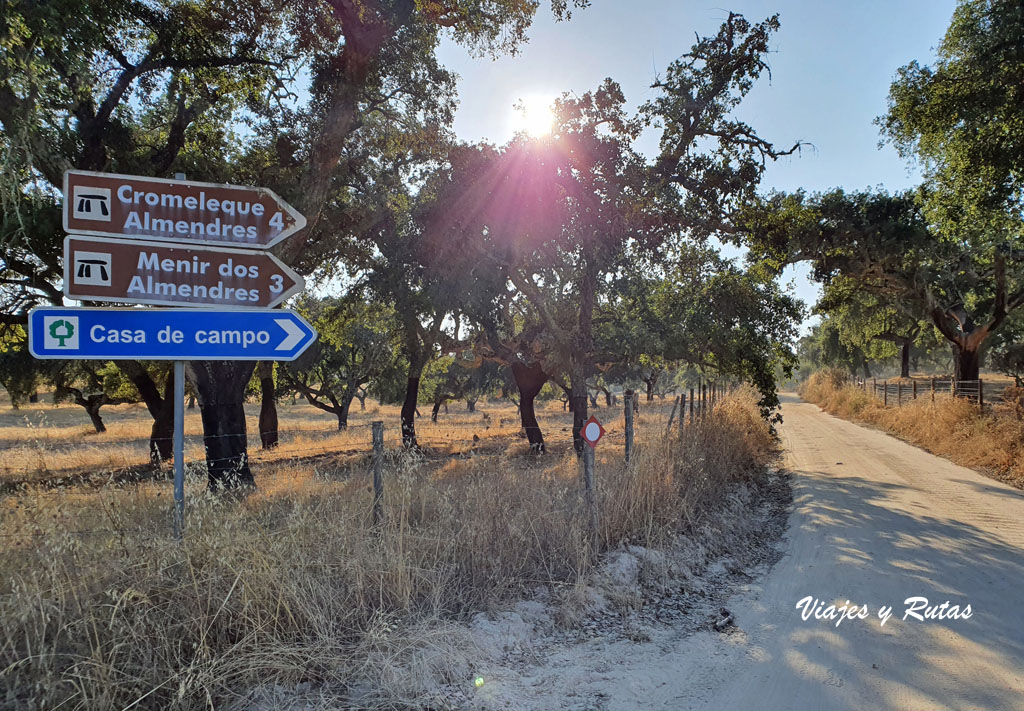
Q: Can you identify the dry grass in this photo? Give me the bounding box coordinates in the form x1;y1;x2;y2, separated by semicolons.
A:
0;397;574;485
0;388;776;710
800;369;1024;488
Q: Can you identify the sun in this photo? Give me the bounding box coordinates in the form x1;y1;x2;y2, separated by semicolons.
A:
512;94;556;138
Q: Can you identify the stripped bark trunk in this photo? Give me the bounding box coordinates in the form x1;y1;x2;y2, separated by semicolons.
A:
257;361;278;449
401;365;423;448
117;361;172;462
511;361;548;453
187;361;257;492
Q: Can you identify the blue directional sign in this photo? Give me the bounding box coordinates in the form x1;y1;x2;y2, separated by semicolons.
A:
29;307;317;361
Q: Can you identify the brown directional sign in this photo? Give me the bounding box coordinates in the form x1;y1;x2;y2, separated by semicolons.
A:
63;235;305;308
63;170;305;250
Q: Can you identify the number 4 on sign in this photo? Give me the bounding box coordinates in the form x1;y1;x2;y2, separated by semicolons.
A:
580;415;605;448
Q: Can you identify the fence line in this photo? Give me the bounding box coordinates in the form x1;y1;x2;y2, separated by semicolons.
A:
1;388;733;543
857;377;988;411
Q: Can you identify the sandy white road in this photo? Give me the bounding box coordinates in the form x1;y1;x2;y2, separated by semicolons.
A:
677;392;1024;710
461;393;1024;711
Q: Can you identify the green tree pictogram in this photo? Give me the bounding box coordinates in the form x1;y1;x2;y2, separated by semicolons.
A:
49;319;75;347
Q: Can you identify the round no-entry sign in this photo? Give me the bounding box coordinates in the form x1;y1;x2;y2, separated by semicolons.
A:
580;415;605;448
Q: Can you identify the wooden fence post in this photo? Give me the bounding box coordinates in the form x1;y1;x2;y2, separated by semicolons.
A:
979;378;984;411
372;421;384;525
689;387;694;424
931;378;935;402
679;393;685;436
913;380;917;400
624;392;634;464
897;381;902;406
666;395;680;435
951;377;956;398
884;381;888;407
873;378;877;399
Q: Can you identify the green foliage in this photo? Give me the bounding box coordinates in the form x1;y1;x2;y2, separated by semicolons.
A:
0;327;37;406
645;11;801;238
881;0;1024;217
740;187;1023;379
609;249;801;419
281;296;401;424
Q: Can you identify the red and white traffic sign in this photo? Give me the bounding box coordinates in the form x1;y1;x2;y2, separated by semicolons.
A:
579;415;605;448
63;170;305;250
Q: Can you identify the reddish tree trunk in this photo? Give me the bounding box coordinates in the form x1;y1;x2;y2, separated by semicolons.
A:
150;375;174;463
258;362;278;449
952;344;981;384
401;375;421;448
512;361;548;453
188;361;257;492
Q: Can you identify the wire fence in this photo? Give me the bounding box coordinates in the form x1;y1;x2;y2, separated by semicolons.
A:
0;383;735;542
855;376;999;411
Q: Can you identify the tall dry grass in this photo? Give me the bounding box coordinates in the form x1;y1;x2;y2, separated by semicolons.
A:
800;369;1024;487
0;388;776;710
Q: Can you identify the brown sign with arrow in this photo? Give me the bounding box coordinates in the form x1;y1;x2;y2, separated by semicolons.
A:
63;235;305;309
63;170;305;249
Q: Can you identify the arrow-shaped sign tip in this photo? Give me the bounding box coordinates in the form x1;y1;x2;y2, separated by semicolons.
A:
275;318;305;351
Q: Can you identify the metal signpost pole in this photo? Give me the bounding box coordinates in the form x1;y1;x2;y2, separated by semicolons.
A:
173;360;185;540
172;172;186;541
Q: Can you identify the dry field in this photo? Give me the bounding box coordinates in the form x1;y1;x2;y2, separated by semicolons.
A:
800;369;1024;488
0;387;777;710
0;393;620;487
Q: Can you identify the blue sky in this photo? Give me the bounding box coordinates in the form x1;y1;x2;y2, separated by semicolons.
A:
436;0;958;332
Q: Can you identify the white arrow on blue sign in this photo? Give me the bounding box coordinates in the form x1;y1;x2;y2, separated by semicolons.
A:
28;307;317;361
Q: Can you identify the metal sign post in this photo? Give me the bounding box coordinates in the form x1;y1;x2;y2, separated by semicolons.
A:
578;415;604;549
173;360;185;540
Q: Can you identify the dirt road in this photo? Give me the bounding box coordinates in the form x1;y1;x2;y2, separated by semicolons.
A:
463;393;1024;710
677;392;1024;710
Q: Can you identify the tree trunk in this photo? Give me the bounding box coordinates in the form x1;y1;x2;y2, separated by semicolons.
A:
570;369;588;457
84;396;106;433
431;397;443;422
117;361;172;461
188;361;257;492
187;395;196;409
588;392;598;408
570;245;597;457
862;361;871;379
511;361;547;454
401;368;423;448
257;361;278;449
900;342;911;379
150;375;174;463
336;396;353;430
466;399;476;412
952;344;981;384
644;377;655;402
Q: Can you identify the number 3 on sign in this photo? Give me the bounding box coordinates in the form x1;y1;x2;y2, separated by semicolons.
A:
269;274;284;293
269;212;283;230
